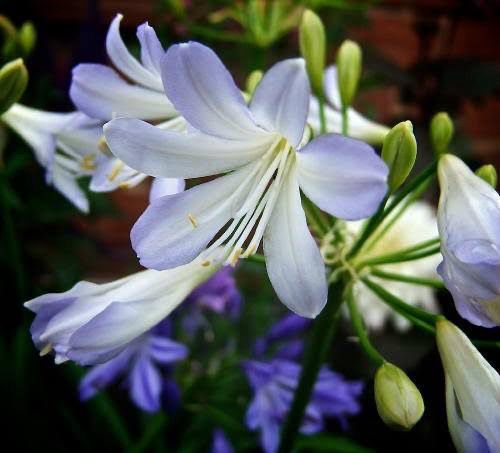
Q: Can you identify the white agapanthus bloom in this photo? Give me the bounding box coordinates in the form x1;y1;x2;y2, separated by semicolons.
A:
104;41;389;318
308;66;390;145
2;103;101;212
346;200;441;330
436;320;500;452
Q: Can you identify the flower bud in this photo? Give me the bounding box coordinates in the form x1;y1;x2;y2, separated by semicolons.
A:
245;69;263;97
336;40;362;108
475;164;497;188
0;59;28;114
381;121;417;192
299;9;325;96
18;22;36;56
430;112;454;155
374;362;424;431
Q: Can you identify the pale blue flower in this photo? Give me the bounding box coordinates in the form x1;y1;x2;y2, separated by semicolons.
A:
104;41;388;318
437;154;500;327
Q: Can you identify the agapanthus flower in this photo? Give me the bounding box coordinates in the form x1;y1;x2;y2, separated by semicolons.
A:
243;359;363;453
436;319;500;452
80;319;187;412
2;103;101;212
211;429;234;453
437;154;500;327
308;66;389;145
105;41;388;318
25;257;220;365
346;200;440;330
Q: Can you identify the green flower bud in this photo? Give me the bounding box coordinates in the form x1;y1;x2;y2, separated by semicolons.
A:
18;22;36;56
374;362;424;431
299;9;325;96
245;69;263;97
475;164;497;188
336;40;362;108
381;121;417;192
0;59;28;114
430;112;454;155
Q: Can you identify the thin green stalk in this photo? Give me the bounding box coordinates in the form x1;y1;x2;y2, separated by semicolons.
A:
371;269;444;289
362;278;440;325
302;196;329;236
347;290;385;366
347;161;437;260
341;105;348;136
318;96;327;134
130;415;168;453
246;253;265;265
358;245;441;268
0;171;26;300
278;274;348;453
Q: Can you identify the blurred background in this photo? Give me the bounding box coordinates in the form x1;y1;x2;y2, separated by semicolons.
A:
1;0;499;451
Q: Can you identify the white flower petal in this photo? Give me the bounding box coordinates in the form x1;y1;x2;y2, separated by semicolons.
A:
250;58;309;147
51;163;89;213
263;165;327;318
136;22;164;75
149;177;185;203
104;118;271;178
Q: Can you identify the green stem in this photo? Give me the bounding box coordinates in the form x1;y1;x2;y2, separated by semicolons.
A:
347;161;437;260
302;196;329;237
341;105;348;136
347;290;385;366
371;269;444;289
362;278;440;325
318;96;327;135
0;171;26;300
278;274;348;453
246;253;265;265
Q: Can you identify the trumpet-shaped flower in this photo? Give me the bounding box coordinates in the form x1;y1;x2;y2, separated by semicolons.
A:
346;200;440;330
436;320;500;452
25;257;220;365
437;154;500;327
2;103;102;212
308;66;389;145
79;319;187;412
243;359;363;453
70;14;177;121
104;42;388;318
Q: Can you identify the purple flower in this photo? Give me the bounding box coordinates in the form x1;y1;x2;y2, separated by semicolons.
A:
79;320;187;412
243;359;363;453
211;429;234;453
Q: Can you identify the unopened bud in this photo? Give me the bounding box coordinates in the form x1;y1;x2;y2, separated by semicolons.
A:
381;121;417;192
246;70;263;97
374;362;424;431
430;112;454;155
336;40;362;108
299;9;325;96
475;164;497;188
0;59;28;114
18;22;36;56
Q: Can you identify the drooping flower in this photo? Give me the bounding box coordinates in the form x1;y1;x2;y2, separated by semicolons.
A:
437;154;500;327
308;66;389;145
25;257;220;365
70;14;177;122
346;200;441;330
2;103;101;212
104;41;388;318
243;359;363;453
79;319;187;412
436;319;500;452
211;429;234;453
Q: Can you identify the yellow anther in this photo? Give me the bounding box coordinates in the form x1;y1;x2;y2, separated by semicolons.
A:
80;154;96;171
187;213;198;228
201;260;211;267
107;161;124;182
118;182;130;189
230;248;243;267
98;136;110;154
39;343;53;357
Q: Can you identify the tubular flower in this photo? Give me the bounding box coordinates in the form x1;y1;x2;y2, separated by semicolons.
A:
243;359;363;453
25;257;220;365
437;154;500;327
308;66;389;145
104;42;388;318
436;320;500;452
79;319;187;412
2;103;101;212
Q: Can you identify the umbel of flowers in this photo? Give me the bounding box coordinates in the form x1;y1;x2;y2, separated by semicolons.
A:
0;8;498;453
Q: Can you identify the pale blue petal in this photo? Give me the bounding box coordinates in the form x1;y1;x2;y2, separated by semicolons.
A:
136;22;164;75
149;177;185;203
